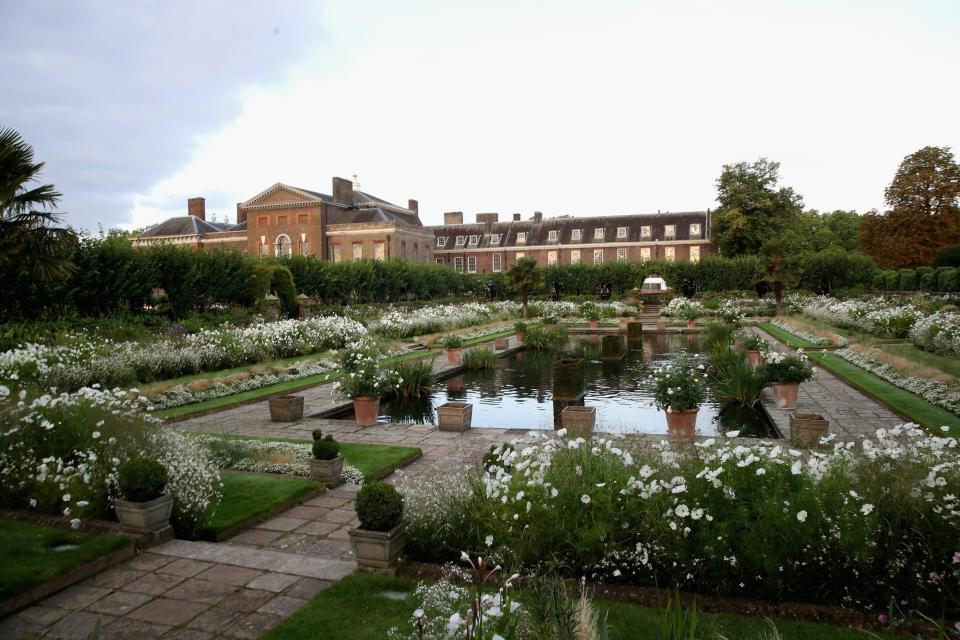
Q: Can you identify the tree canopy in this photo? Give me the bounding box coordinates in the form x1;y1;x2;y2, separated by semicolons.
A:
710;158;804;257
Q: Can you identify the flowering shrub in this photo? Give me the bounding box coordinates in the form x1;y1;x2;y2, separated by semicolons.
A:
829;349;960;417
334;340;390;400
651;356;707;412
762;350;815;384
911;310;960;359
197;435;363;481
368;302;520;338
796;295;920;339
767;319;843;347
0;387;221;534
0;315;366;391
662;297;703;318
403;426;960;615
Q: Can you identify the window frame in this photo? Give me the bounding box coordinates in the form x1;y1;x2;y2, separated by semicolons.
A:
593;248;604;265
467;256;477;273
455;236;466;247
594;228;605;240
436;236;447;247
547;250;558;266
641;225;652;239
665;246;676;262
570;249;581;264
664;224;676;239
492;253;502;272
616;247;627;262
516;232;527;244
571;229;582;240
468;235;480;246
617;226;628;239
640;247;651;262
490;234;501;246
548;229;559;242
454;256;464;271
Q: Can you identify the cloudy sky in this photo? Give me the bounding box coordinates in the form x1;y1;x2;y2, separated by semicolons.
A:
2;0;958;232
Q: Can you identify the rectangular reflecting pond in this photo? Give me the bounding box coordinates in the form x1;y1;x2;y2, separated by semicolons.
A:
346;333;776;437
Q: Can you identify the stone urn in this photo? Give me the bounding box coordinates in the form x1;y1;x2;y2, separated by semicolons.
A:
353;396;380;427
269;395;304;422
772;383;799;410
437;401;472;432
561;405;596;438
791;413;829;445
115;494;174;534
349;522;407;570
310;454;344;486
747;350;763;368
446;348;461;364
665;408;698;444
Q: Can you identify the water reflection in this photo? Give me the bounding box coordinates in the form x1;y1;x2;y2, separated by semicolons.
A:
369;334;775;437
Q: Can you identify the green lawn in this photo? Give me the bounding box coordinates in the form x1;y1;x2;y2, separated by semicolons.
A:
808;352;960;435
200;471;321;539
755;322;823;349
0;519;132;599
875;343;960;380
262;573;894;640
140;351;334;392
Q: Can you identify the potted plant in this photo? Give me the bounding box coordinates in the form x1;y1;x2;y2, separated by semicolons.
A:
652;356;707;443
762;350;815;410
309;429;344;486
581;302;603;329
441;334;465;364
348;481;406;570
744;335;768;368
514;321;527;342
114;458;173;534
681;304;701;330
335;342;385;427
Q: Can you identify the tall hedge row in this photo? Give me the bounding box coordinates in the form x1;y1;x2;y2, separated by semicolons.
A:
872;267;960;292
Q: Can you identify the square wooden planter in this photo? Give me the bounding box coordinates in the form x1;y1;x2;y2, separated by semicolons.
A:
114;494;174;534
349;522;407;570
310;455;344;486
791;412;829;445
438;402;472;432
561;405;596;438
494;336;510;350
269;394;304;422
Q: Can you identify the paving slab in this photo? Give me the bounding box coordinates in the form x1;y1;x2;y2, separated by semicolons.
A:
151;540;356;581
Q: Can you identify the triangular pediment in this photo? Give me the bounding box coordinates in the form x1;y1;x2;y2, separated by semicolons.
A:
241;183;326;208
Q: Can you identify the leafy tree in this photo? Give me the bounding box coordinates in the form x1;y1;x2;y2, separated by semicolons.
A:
933;244;960;268
860;146;960;268
508;256;543;318
710;158;804;257
756;239;802;315
783;209;861;253
0;128;75;280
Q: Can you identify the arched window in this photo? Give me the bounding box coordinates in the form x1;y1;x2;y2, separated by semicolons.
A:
275;234;292;257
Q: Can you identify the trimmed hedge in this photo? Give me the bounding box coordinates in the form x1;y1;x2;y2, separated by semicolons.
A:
873;266;960;292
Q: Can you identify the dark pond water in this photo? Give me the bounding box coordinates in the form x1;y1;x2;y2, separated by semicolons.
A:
348;333;775;437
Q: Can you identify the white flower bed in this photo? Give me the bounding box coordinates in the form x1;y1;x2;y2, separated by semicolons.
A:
831;348;960;417
195;435;363;483
796;295;919;338
661;297;703;317
911;310;960;359
767;320;845;347
368;302;521;338
0;316;367;391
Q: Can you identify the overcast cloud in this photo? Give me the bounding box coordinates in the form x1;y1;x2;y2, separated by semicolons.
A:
2;0;958;231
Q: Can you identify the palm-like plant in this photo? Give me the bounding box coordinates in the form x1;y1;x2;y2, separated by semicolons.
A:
0;128;75;280
508;256;543;318
756;239;801;316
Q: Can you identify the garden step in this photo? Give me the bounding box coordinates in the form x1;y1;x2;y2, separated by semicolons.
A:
149;539;355;581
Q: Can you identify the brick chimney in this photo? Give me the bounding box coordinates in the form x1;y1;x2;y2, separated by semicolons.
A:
408;199;419;213
443;211;464;225
532;211;542;222
512;213;521;221
236;203;247;225
476;212;498;224
332;177;354;205
188;197;206;221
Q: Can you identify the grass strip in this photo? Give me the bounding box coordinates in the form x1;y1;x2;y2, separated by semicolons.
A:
199;471;321;540
0;519;132;600
808;352;960;435
261;572;894;640
756;322;823;349
874;343;960;380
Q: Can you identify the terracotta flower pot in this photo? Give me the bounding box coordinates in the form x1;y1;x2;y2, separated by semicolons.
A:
748;350;763;368
446;348;461;364
687;320;696;330
589;320;599;329
772;382;799;410
665;407;698;443
353;396;380;427
515;332;524;342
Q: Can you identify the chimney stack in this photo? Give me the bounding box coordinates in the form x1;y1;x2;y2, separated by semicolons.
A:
332;177;354;205
408;199;419;213
532;211;542;222
512;213;521;221
236;203;247;225
476;212;498;224
443;211;464;225
188;197;206;221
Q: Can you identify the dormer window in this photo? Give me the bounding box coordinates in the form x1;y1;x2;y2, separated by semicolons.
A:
689;223;701;238
490;234;501;246
594;228;605;240
436;237;447;247
548;230;558;242
516;232;527;244
468;235;479;245
571;229;582;240
617;227;628;239
664;225;676;239
455;236;466;247
641;226;652;239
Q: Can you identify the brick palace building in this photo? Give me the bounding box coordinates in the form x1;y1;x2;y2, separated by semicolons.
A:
134;177;714;270
133;176;434;262
431;210;714;273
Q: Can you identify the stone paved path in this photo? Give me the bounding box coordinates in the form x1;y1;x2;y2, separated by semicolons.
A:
751;327;904;439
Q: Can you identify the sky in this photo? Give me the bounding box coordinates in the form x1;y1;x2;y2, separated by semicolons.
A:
2;0;958;232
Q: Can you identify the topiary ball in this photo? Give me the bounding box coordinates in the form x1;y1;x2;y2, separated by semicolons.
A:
354;481;403;532
312;435;340;461
117;457;168;503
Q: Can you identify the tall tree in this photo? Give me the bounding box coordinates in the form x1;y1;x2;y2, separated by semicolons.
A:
710;158;804;257
756;239;802;316
860;146;960;268
507;256;543;318
0;128;75;280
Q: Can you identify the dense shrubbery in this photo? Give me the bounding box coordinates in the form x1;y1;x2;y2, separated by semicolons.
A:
402;428;960;615
873;266;960;292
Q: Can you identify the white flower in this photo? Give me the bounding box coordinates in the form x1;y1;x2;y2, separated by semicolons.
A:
756;468;766;476
92;431;101;439
581;494;591;504
791;460;802;475
413;608;424;619
29;498;37;508
485;535;494;547
725;430;740;438
860;503;874;515
447;612;462;633
797;510;808;522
